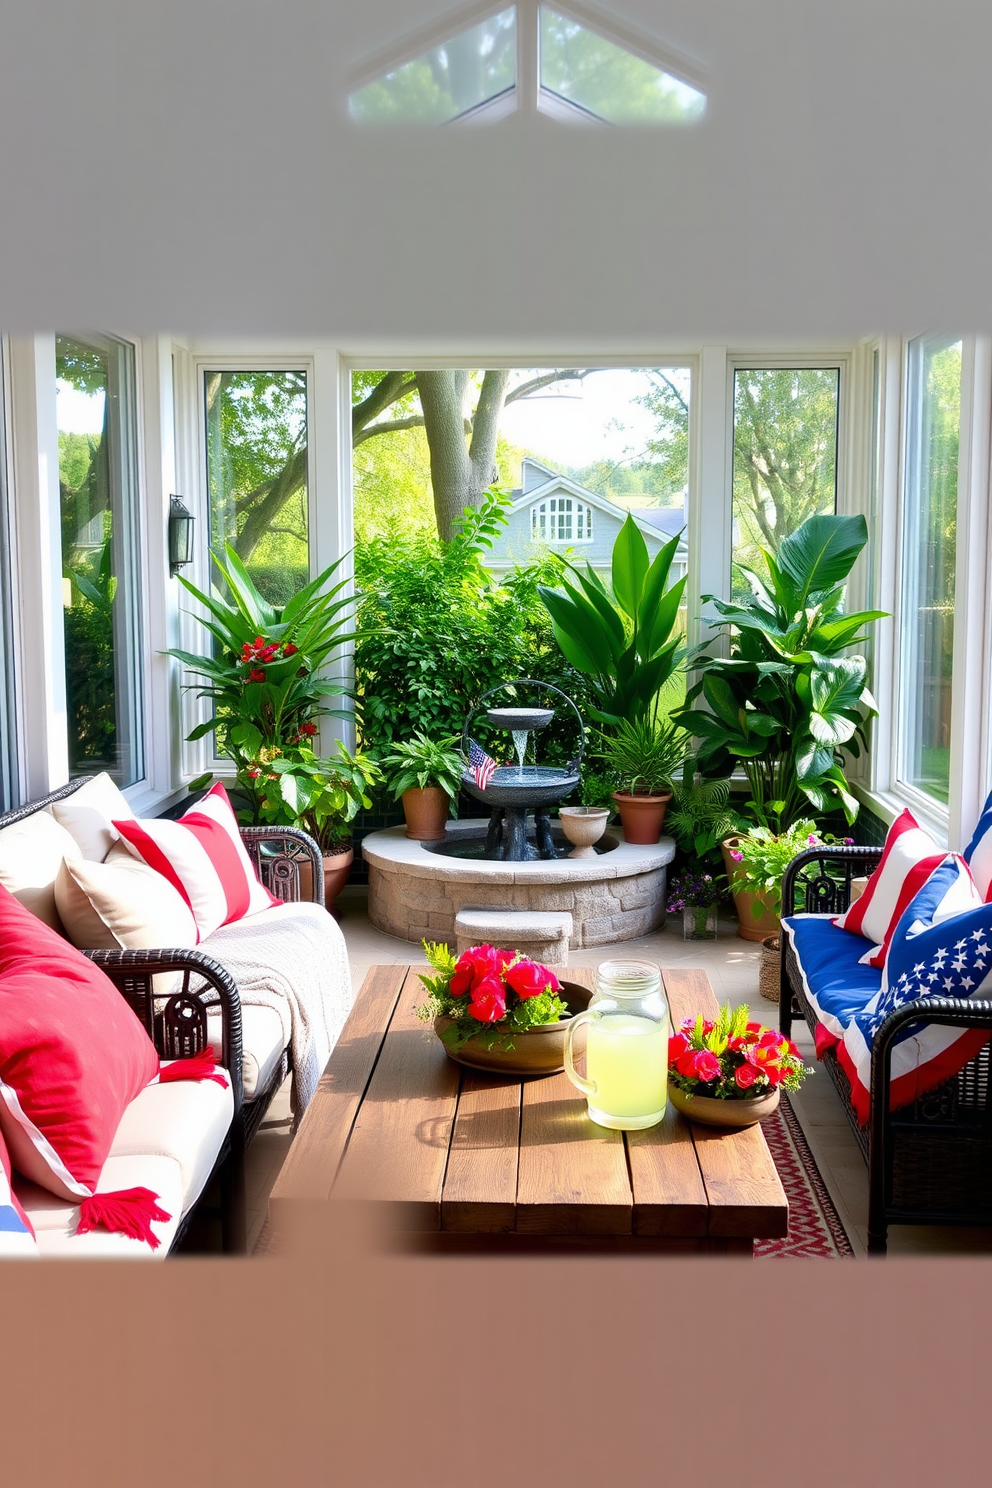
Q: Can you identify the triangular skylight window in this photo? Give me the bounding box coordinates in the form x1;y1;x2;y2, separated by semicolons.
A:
348;3;706;126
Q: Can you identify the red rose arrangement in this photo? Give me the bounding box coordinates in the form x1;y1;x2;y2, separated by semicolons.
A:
667;1002;810;1101
416;941;567;1051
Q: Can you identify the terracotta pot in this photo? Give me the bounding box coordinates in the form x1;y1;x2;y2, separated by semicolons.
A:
669;1084;780;1127
558;806;610;858
721;836;782;942
611;791;671;845
434;981;592;1075
401;786;451;840
298;846;354;911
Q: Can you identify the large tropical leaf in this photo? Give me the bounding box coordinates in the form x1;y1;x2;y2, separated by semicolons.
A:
776;514;869;609
611;515;649;619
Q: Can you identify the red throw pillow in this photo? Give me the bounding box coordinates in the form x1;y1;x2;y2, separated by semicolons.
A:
0;883;160;1202
113;782;279;940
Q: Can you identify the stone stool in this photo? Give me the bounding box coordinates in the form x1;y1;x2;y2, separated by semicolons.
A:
454;909;574;969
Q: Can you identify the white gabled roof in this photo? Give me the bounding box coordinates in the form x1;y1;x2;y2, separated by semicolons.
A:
509;471;687;550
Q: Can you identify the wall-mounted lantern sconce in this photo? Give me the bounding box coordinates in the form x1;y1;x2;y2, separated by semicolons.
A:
168;495;195;575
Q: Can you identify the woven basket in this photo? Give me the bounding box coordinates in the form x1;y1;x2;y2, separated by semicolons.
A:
759;934;781;1003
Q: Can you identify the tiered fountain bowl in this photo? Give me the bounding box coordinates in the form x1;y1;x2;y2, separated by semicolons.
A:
454;684;582;861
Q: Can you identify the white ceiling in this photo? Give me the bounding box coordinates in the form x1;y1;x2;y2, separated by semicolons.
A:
1;0;990;337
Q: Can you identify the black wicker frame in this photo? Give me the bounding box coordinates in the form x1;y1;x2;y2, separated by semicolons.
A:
0;779;326;1255
780;844;992;1254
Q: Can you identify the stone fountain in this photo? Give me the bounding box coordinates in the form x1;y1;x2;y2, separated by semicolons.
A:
362;677;675;949
456;681;582;861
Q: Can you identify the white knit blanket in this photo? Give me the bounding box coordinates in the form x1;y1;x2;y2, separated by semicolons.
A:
200;902;354;1124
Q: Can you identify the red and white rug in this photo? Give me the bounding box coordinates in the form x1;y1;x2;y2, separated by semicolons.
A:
755;1094;855;1258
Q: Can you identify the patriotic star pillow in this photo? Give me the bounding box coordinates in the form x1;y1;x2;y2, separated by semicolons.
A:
838;855;992;1124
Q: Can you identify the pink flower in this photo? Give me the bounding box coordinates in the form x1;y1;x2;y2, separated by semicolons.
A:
735;1063;760;1090
693;1050;721;1083
467;976;507;1024
450;945;503;998
730;849;744;862
504;958;560;1000
668;1033;690;1064
807;833;818;845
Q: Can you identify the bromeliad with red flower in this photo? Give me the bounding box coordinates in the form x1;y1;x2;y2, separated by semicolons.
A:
416;941;568;1051
667;1002;811;1101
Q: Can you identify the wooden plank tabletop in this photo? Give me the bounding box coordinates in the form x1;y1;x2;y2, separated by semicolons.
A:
270;961;789;1247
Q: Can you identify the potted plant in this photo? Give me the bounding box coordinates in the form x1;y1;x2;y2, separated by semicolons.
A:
676;513;885;834
168;541;360;788
666;764;748;867
381;733;465;840
596;716;691;844
722;818;853;942
243;742;383;909
667;1002;810;1127
666;867;726;940
415;941;591;1074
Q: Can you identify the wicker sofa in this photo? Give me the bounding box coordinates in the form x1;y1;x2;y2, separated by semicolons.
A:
779;844;992;1254
0;776;333;1255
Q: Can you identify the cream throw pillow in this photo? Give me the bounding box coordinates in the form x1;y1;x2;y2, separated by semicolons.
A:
50;772;136;862
55;844;198;956
0;811;81;931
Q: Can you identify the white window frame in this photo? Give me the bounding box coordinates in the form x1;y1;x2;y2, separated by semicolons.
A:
178;351;321;783
532;493;594;543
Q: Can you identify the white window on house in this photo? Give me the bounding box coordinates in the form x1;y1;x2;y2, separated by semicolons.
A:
56;334;144;787
348;4;705;127
532;495;594;543
897;335;962;807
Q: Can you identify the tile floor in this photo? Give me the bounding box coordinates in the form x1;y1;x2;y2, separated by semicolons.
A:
243;889;992;1258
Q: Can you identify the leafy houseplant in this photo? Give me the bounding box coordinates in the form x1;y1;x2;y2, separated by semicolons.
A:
722;819;853;943
416;941;585;1074
538;515;686;726
168;542;359;793
596;716;691;844
676;513;885;832
666;1003;810;1126
665;766;748;866
381;733;465;841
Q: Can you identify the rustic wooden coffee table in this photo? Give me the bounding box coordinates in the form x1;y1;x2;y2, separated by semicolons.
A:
270;964;788;1255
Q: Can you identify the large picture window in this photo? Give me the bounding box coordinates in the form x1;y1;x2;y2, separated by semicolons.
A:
56;334;143;786
897;335;962;806
731;366;840;597
204;370;310;605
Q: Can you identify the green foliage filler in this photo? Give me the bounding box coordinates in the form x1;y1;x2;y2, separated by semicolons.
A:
677;513;885;831
354;489;596;758
666;768;748;865
538;513;686;726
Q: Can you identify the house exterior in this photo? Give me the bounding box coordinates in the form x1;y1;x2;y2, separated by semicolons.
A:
488;458;688;582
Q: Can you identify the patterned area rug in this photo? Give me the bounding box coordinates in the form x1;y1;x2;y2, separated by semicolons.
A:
755;1094;856;1258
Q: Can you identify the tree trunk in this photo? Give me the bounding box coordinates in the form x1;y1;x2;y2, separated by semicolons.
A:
417;369;510;539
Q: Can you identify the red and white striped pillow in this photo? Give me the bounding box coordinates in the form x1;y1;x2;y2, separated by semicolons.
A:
113;783;279;942
833;808;948;968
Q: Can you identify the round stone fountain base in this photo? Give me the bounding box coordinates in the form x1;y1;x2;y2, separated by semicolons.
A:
362;819;675;949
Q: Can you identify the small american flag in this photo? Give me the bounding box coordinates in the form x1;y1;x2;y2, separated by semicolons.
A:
468;738;497;791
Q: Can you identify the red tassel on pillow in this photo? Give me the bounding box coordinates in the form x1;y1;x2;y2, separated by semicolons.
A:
77;1188;172;1249
158;1048;228;1087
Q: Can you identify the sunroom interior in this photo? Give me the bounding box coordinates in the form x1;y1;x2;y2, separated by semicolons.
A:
1;0;991;1260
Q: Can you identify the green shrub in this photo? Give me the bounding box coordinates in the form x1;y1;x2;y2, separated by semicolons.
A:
353;492;598;765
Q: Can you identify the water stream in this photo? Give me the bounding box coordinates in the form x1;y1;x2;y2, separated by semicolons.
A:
511;728;530;777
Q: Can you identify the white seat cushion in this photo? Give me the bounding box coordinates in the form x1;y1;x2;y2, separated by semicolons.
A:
108;1077;233;1212
16;1155;185;1258
205;1003;287;1102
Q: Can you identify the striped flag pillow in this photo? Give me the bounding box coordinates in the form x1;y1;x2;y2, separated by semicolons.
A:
113;783;279;942
964;789;992;901
833;808;946;969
